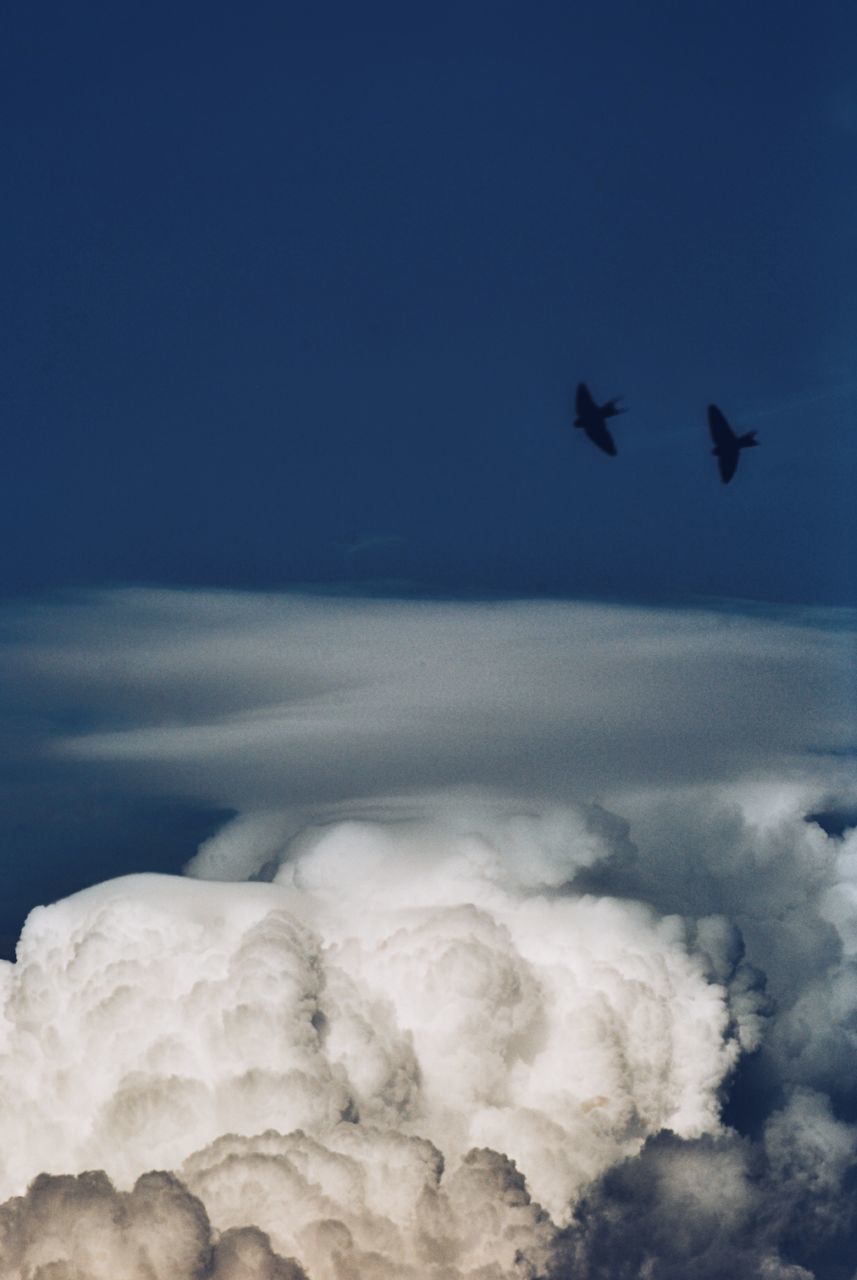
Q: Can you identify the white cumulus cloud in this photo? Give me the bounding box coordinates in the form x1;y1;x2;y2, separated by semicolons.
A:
0;817;739;1274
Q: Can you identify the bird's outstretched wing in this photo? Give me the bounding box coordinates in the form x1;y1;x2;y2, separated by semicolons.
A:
584;423;617;456
715;448;738;484
576;383;596;418
707;404;735;449
708;405;739;483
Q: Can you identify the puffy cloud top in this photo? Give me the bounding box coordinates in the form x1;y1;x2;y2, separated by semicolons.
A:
0;819;738;1274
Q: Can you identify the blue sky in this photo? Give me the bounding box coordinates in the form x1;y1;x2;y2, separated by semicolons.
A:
4;0;856;604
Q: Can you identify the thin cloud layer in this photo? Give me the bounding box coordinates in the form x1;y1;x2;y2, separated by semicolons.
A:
0;589;855;1277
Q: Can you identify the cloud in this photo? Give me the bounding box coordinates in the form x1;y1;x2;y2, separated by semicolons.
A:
564;1088;857;1279
3;591;853;825
0;589;856;1276
182;1131;559;1278
0;831;737;1271
0;1169;306;1280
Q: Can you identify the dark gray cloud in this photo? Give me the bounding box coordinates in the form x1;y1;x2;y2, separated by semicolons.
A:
564;1088;857;1280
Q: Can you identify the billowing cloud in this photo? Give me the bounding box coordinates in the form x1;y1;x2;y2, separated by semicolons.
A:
565;1088;857;1279
0;589;855;1277
0;1169;306;1279
0;826;738;1273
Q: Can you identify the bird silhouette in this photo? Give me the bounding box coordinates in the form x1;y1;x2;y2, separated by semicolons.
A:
708;404;759;483
573;383;626;456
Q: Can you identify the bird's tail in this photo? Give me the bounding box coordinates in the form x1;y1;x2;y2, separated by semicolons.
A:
738;430;759;449
600;397;626;418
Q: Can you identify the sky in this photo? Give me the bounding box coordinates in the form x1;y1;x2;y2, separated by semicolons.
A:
3;0;856;604
2;4;857;1278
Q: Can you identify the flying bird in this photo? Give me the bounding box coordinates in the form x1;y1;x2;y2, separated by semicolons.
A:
573;383;626;456
707;404;759;484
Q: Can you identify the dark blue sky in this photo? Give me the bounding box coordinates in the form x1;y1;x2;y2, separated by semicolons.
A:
4;1;856;604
